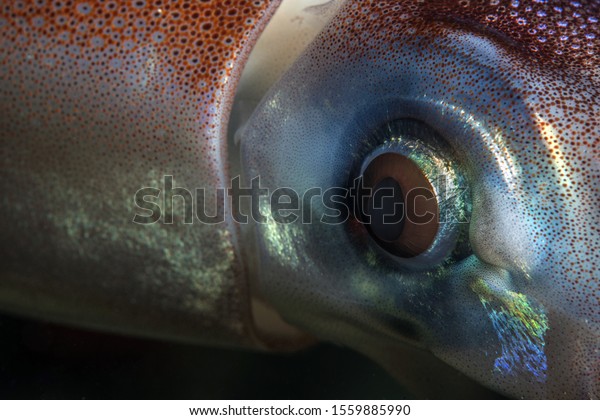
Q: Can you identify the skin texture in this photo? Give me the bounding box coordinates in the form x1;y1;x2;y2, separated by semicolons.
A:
0;0;284;347
242;0;599;398
0;0;598;398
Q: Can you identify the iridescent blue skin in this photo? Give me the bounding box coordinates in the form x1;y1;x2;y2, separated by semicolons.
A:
242;0;599;398
0;0;598;399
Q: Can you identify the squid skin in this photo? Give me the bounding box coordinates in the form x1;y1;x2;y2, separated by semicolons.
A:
241;0;600;398
0;0;598;399
0;0;301;349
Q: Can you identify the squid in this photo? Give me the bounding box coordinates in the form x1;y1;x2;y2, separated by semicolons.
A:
0;0;598;399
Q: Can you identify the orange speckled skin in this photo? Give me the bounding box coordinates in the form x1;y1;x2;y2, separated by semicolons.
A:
0;0;281;347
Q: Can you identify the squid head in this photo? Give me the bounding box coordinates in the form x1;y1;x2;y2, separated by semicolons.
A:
0;0;598;398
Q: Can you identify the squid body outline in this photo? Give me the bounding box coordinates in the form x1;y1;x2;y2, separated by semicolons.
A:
0;0;598;398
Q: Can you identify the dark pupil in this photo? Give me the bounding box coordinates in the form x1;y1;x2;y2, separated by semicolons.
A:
365;177;405;242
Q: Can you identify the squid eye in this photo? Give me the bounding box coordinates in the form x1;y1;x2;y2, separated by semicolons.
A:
359;151;439;258
351;119;471;267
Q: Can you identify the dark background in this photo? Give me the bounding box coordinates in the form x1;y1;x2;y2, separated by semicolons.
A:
0;312;414;399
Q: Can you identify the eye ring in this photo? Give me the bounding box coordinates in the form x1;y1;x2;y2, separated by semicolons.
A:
351;119;472;267
360;152;439;258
